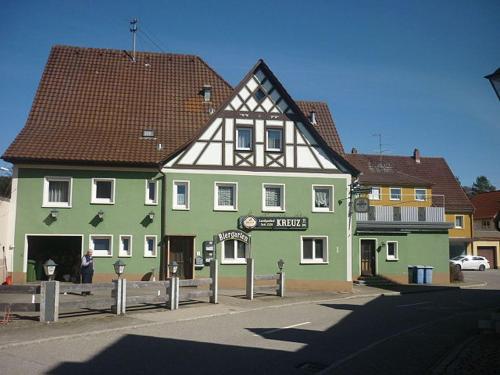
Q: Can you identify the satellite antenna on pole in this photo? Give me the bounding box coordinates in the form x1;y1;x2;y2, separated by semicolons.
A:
130;19;138;62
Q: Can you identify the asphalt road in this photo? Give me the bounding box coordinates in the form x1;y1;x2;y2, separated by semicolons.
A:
0;272;499;375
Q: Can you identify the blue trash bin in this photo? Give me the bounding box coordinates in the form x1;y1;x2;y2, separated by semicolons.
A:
408;265;416;283
424;266;434;284
416;266;425;284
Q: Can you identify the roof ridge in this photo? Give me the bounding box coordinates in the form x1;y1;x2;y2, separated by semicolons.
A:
52;44;203;59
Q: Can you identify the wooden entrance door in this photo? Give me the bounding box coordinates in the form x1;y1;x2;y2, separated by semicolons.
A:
360;240;376;276
168;237;194;279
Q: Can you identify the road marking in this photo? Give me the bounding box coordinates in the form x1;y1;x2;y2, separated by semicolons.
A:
397;301;431;308
253;321;311;336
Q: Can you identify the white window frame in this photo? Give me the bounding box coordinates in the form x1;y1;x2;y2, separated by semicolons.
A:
145;179;158;205
414;188;427;202
390;187;401;201
236;127;253;151
220;239;247;265
369;187;381;201
89;234;113;257
300;236;328;264
91;178;116;204
312;185;334;212
266;128;283;152
214;182;238;211
119;235;133;257
144;235;157;258
42;176;73;208
455;215;464;229
262;183;285;212
172;180;190;210
386;241;399;261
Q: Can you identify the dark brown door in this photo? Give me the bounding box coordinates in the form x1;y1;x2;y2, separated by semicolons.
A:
361;240;376;276
478;247;497;269
168;236;194;279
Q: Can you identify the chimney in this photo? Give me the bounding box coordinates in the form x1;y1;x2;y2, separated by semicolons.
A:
351;147;358;154
309;111;317;125
203;85;212;102
413;148;421;163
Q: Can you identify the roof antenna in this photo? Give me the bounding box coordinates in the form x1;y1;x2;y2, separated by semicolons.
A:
130;19;138;62
372;133;389;161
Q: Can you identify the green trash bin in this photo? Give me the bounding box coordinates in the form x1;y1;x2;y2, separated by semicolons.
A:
27;259;37;282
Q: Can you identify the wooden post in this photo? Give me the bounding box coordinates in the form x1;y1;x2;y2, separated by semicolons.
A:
246;258;254;300
277;272;285;298
209;259;218;304
40;281;59;323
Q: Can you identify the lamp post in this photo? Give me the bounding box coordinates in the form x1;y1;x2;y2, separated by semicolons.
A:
113;260;126;279
43;259;57;281
485;68;500;100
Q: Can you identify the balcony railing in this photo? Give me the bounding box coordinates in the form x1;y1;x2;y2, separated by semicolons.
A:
356;206;446;223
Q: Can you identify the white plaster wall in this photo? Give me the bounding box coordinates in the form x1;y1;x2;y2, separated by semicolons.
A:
0;196;13;272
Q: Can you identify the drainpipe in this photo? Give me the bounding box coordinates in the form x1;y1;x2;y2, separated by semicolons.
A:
158;165;168;280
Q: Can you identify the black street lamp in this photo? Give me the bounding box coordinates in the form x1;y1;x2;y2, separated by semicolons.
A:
485;68;500;100
277;259;285;272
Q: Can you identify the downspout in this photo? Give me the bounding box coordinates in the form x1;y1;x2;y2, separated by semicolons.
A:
158;164;168;280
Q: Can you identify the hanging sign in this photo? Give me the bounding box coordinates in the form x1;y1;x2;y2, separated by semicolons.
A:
354;198;370;213
238;216;308;231
215;230;250;244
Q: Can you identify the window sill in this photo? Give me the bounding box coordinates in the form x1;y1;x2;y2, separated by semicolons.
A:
262;208;285;213
92;254;113;258
386;258;399;262
214;208;238;212
265;149;283;153
145;202;159;206
300;261;329;265
236;148;253;152
42;204;72;209
221;260;247;265
91;201;115;205
172;207;190;211
118;254;132;258
312;209;334;213
143;255;157;258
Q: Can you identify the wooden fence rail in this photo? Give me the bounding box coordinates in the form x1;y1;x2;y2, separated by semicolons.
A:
246;258;285;300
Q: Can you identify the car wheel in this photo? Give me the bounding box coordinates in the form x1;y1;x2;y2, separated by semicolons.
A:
479;264;485;271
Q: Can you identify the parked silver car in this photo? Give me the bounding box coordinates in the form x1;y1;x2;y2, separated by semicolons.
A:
450;255;490;271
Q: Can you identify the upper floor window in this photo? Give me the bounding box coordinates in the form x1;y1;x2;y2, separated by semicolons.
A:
266;129;283;152
262;184;285;212
390;187;401;201
221;240;247;264
386;241;398;260
43;176;72;208
454;215;464;229
145;180;158;205
312;185;333;212
214;182;238;211
236;128;252;151
369;187;380;201
91;178;115;204
173;180;189;210
481;220;491;229
415;188;427;201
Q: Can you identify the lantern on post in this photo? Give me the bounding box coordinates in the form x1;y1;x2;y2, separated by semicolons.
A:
43;259;58;281
168;261;178;277
113;259;126;279
277;259;285;272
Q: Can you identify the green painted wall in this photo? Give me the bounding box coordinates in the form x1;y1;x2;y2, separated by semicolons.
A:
352;231;450;280
165;172;350;281
14;168;162;276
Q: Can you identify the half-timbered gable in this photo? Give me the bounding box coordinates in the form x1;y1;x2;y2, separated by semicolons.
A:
164;60;353;173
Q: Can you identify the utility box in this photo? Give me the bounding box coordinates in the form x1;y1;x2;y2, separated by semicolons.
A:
202;241;215;265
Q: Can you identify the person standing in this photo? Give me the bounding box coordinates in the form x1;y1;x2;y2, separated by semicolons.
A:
81;249;94;295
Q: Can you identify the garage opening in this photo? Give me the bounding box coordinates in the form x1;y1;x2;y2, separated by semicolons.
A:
26;235;82;282
477;246;497;269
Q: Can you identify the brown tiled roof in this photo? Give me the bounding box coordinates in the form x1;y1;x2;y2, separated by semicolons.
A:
296;101;344;155
346;153;474;213
2;45;233;166
471;191;500;219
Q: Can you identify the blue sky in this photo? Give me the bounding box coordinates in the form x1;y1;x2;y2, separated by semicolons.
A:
1;0;499;187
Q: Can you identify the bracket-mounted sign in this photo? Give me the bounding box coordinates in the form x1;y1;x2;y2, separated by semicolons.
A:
238;216;308;231
354;198;370;213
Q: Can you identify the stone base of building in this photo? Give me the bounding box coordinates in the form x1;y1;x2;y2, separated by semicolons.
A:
218;276;353;292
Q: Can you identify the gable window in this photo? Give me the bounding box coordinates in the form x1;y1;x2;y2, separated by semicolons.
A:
415;189;427;202
454;215;464;229
262;184;285;212
236;128;252;151
482;220;490;229
173;181;189;210
254;88;266;102
386;241;398;260
43;176;72;208
214;182;238;211
390;187;401;201
312;185;334;212
144;235;157;257
221;240;247;264
266;129;283;152
119;235;132;257
145;180;158;205
89;235;112;257
369;187;381;201
92;178;115;204
301;237;328;264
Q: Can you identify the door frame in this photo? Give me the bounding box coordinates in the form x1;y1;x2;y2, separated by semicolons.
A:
359;238;378;277
165;235;196;279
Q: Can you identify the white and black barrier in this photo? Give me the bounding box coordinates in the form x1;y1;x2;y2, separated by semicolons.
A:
246;258;285;300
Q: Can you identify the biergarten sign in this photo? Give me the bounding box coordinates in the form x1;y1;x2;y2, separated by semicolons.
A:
215;230;250;244
238;216;308;231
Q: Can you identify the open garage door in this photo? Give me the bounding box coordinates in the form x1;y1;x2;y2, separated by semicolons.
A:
478;247;497;269
27;235;83;282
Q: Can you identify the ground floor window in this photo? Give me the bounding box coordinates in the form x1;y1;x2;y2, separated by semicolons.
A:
119;235;132;257
90;235;113;257
301;237;328;264
222;240;247;264
144;235;157;257
386;241;398;260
